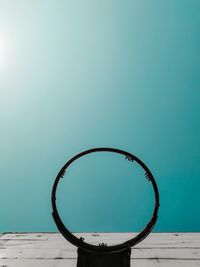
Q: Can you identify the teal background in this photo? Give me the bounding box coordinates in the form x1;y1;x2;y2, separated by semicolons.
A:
0;0;200;233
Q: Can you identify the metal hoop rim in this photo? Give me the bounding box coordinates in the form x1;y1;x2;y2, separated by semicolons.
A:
51;147;160;252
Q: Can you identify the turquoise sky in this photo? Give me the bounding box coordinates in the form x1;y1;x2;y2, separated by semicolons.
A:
0;1;200;233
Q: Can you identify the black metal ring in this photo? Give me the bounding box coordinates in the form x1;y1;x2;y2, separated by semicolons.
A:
51;147;160;252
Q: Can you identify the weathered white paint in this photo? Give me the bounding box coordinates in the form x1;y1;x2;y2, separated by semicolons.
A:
1;259;200;267
0;233;200;266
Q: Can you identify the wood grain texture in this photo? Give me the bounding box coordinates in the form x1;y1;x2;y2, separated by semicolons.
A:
0;233;200;266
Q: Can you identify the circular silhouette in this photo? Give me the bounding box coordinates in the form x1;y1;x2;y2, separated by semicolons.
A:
51;147;160;252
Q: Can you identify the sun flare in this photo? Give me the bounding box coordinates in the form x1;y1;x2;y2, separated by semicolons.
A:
0;35;6;66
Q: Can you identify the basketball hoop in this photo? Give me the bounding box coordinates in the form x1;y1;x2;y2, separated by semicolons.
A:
51;147;160;267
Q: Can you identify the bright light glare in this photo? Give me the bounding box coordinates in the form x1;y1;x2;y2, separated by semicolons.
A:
0;34;6;67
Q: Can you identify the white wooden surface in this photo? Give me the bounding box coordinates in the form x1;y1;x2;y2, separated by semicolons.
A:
0;233;200;266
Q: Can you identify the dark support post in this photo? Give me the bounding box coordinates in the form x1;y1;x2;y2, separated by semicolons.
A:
77;247;131;267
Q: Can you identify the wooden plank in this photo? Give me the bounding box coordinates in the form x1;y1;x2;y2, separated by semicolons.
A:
1;233;200;248
1;233;200;266
1;259;200;267
1;247;200;260
2;232;200;241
